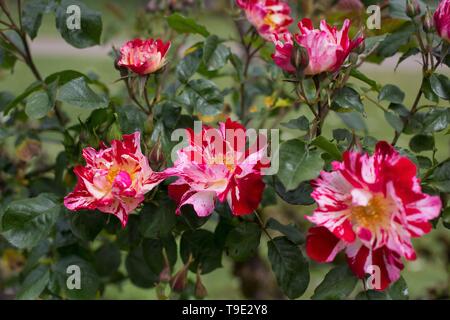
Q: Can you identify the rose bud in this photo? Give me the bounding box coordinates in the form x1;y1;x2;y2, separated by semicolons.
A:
406;0;421;18
434;0;450;42
290;43;310;77
170;266;188;293
117;38;171;76
194;270;208;299
423;7;435;33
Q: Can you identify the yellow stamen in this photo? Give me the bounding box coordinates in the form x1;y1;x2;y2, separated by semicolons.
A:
351;194;393;231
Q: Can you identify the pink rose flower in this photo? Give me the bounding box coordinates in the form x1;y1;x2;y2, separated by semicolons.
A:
64;132;166;227
272;18;364;75
165;118;268;217
117;38;171;75
236;0;293;40
305;141;441;290
434;0;450;42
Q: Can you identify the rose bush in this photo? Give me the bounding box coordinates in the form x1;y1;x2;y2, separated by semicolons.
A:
0;0;449;300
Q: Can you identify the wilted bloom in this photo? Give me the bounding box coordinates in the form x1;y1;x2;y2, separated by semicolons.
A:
64;132;166;227
272;18;364;75
117;38;171;75
236;0;293;40
434;0;450;42
305;142;441;290
166;119;268;217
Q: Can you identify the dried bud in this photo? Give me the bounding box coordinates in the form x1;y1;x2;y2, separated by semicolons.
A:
159;250;171;283
194;269;208;299
422;8;435;33
15;138;42;162
170;266;188;292
406;0;421;18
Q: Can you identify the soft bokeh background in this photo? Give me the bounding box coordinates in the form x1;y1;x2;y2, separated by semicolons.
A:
1;0;449;299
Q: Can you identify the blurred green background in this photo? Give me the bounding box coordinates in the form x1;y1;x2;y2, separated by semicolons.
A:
1;0;449;299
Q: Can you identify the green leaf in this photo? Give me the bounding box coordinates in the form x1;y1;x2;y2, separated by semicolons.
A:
430;74;450;100
0;91;15;113
16;265;50;300
225;222;261;261
311;136;342;161
311;265;358;300
376;23;414;57
266;218;304;245
202;35;230;71
379;84;405;104
25;91;52;120
115;104;146;135
333;86;364;113
384;110;404;133
268;236;309;299
421;108;450;133
276;139;324;191
54;255;100;299
139;201;176;239
388;276;409;300
355;290;389;300
70;210;107;241
126;244;159;288
93;242;121;277
57;77;108;109
273;178;314;205
142;236;177;274
409;134;435;153
22;0;48;40
166;13;209;37
336;111;367;132
442;207;450;229
2;194;61;249
176;47;202;83
395;48;420;70
422;77;439;103
350;69;379;90
180;79;223;115
428;160;450;192
55;0;102;48
281;116;310;131
180;229;222;274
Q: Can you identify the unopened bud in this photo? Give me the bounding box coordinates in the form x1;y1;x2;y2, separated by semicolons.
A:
406;0;421;18
422;8;435;33
291;44;309;78
195;270;208;299
170;266;188;292
348;52;359;65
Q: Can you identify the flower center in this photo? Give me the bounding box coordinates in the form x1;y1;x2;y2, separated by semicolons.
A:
107;167;120;184
351;194;392;231
208;154;236;172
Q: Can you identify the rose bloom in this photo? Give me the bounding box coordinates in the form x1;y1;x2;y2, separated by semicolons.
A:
117;38;171;75
64;132;166;227
236;0;293;40
165;119;268;217
305;142;441;290
272;18;364;75
434;0;450;43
